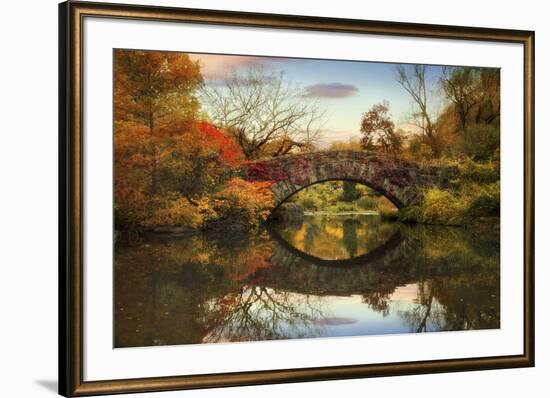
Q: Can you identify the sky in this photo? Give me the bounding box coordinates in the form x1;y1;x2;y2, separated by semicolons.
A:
189;53;446;146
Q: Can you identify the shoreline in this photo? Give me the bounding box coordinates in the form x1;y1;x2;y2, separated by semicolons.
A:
304;210;381;216
118;213;500;240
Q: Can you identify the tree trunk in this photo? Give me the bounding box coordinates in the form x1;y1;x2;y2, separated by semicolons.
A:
149;115;159;195
151;153;159;195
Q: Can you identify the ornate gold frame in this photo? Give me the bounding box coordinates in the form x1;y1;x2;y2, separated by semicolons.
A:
59;1;535;396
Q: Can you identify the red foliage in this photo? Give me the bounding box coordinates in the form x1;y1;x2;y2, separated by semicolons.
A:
289;158;310;185
360;101;401;154
361;103;394;136
243;161;289;182
198;121;244;166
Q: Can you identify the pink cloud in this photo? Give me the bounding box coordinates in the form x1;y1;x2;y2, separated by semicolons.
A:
189;53;286;80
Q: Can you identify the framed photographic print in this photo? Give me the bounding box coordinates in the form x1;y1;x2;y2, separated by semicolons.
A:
59;1;534;396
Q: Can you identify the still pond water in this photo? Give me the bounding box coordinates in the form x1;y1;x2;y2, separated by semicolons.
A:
115;214;500;347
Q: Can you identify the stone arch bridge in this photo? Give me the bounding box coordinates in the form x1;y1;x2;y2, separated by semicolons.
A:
239;150;457;209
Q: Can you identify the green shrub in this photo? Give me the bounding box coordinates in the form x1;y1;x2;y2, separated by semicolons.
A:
466;182;500;218
340;181;361;202
399;181;500;226
332;203;356;212
357;195;379;210
458;158;499;184
399;188;467;225
462;124;500;161
300;196;320;211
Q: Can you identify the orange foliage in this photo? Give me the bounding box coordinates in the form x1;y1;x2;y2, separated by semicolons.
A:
113;50;270;232
114;50;203;127
223;239;273;281
207;178;274;229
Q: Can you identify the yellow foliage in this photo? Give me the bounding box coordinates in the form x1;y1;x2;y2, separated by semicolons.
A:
377;200;399;218
206;178;274;229
399;178;499;226
143;196;203;228
328;139;363;151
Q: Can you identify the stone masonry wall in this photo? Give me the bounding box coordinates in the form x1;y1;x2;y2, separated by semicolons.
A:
240;150;457;209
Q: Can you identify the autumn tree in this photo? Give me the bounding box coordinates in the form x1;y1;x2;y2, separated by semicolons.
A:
440;67;482;134
437;67;500;160
155;122;244;203
359;101;402;154
114;49;203;194
470;68;500;126
202;68;324;159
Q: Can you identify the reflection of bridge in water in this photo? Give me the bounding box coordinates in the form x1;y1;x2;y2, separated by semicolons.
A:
114;223;500;347
249;224;439;296
266;223;404;267
235;150;461;296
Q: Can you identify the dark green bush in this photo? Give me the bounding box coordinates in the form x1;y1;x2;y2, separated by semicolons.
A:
461;124;500;161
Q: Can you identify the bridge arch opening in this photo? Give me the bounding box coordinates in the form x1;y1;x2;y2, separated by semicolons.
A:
267;180;401;264
270;178;401;217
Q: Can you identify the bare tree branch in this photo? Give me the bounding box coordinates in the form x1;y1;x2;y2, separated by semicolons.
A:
201;67;325;159
395;65;441;155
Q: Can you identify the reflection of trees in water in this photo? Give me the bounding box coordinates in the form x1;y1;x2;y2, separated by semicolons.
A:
343;219;359;257
398;282;443;333
402;272;500;333
361;289;394;317
304;222;319;254
268;222;500;333
274;214;399;260
115;232;331;347
393;225;500;333
114;221;500;347
202;286;326;343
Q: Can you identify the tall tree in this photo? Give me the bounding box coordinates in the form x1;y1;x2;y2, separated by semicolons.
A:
476;69;500;125
395;65;440;155
114;50;203;193
341;181;361;202
435;67;500;159
202;68;324;159
359;101;402;154
440;67;482;134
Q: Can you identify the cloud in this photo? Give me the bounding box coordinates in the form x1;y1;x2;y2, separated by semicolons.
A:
311;317;358;326
303;83;358;98
189;53;288;81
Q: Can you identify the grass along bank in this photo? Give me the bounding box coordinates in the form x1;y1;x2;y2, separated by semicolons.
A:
399;158;500;226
